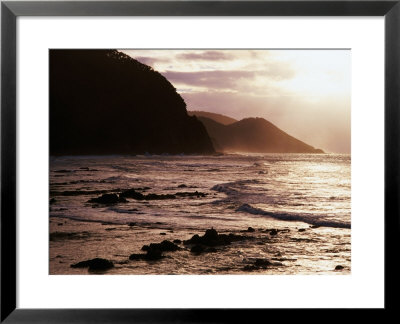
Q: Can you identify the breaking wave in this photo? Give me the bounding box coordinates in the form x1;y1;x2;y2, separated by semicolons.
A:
236;203;350;229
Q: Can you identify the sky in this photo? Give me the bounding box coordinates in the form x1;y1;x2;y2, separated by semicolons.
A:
122;50;351;153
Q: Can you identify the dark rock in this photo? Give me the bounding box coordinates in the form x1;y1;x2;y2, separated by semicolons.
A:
298;228;306;232
335;265;344;270
191;245;217;254
127;222;136;227
129;254;144;260
120;189;145;200
71;258;114;271
145;193;176;200
204;228;218;240
269;229;278;236
206;247;217;253
160;232;166;235
184;228;251;247
272;257;297;262
51;189;109;197
290;238;318;243
191;245;205;254
88;193;127;204
122;191;176;200
175;191;207;198
247;227;255;232
242;258;281;271
50;198;56;204
178;184;187;188
146;249;163;260
310;225;320;229
185;234;201;244
254;258;272;267
157;240;181;252
142;240;180;252
173;239;182;244
130;248;164;261
50;231;90;241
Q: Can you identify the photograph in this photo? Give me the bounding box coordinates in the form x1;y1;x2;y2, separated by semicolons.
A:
49;49;351;275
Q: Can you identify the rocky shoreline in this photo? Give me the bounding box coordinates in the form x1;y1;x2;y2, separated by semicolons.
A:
50;217;351;275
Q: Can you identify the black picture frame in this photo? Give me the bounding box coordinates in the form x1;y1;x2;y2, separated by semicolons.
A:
1;0;399;322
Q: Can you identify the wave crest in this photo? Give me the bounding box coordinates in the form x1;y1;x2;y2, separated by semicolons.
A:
236;204;350;229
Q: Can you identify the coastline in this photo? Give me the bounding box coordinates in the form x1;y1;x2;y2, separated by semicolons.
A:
50;216;351;275
49;153;351;275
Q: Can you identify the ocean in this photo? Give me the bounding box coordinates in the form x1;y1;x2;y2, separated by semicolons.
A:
49;153;351;275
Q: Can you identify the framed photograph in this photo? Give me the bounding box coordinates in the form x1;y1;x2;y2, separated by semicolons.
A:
1;0;399;322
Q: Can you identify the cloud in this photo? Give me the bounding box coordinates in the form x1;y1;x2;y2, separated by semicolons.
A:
120;49;350;153
176;51;233;61
162;70;258;90
131;56;171;67
162;64;295;92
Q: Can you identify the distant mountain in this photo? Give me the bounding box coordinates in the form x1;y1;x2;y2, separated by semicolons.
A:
50;50;215;155
197;116;324;153
188;110;238;125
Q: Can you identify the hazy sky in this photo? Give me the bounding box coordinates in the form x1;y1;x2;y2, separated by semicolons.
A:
123;50;351;153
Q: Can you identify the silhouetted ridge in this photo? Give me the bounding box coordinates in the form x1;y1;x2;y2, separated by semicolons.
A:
197;116;324;153
50;50;214;155
188;110;238;125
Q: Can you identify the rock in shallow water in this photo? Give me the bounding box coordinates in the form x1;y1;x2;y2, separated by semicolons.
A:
142;240;181;252
70;258;114;271
129;249;164;261
175;191;207;198
50;231;90;241
88;193;127;204
254;258;272;267
119;188;207;200
269;229;278;236
242;258;282;271
190;245;218;254
184;228;251;247
130;240;180;262
190;245;205;254
120;189;145;200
